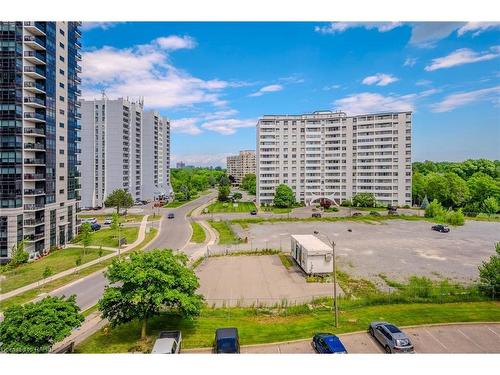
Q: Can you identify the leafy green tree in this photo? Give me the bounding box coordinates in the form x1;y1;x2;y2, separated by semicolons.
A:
111;212;122;249
467;172;500;208
179;184;191;201
0;296;84;353
104;188;134;214
9;239;29;267
425;172;448;204
232;192;242;201
241;173;257;195
412;172;427;206
80;222;93;256
218;184;230;202
352;193;376;207
75;255;82;272
445;208;465;226
42;266;53;280
273;184;296;208
478;242;500;296
443;172;470;207
219;175;231;187
482;197;499;215
98;249;203;340
425;199;446;218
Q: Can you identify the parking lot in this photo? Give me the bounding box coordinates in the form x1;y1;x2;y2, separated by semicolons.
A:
196;255;339;306
231;220;500;284
186;323;500;353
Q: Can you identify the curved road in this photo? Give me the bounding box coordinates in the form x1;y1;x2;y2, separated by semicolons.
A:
50;192;217;310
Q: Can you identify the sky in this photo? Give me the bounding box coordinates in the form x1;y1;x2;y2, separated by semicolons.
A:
80;22;500;167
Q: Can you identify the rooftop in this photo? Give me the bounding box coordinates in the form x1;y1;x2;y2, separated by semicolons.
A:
291;234;332;254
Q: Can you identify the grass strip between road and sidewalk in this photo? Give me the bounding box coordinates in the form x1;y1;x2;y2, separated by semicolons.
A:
0;228;158;312
190;221;206;244
207;220;244;244
74;301;500;353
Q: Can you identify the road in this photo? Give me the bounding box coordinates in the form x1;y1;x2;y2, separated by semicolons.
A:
50;192;217;310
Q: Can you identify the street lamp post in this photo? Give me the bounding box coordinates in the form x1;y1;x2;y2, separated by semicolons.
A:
314;230;338;328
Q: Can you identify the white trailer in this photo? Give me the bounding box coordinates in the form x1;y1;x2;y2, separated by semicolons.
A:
290;235;333;275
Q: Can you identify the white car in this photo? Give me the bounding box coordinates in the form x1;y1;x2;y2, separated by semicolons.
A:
81;217;97;224
103;217;112;225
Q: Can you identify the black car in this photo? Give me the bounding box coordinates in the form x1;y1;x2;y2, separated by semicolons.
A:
214;328;240;353
312;212;322;218
432;224;450;233
91;223;101;231
352;212;362;217
167;213;175;219
250;210;257;215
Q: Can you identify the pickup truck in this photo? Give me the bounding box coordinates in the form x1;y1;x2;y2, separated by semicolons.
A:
151;331;182;354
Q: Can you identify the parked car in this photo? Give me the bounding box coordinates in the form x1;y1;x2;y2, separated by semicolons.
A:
432;224;450;233
167;213;175;219
151;331;182;354
250;210;257;215
312;212;322;218
352;212;362;217
369;322;414;353
103;217;112;225
81;217;97;224
91;223;101;231
312;333;348;354
214;328;240;353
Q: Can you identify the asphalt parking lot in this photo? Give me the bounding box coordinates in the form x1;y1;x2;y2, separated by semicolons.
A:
196;255;339;306
231;220;500;284
185;323;500;353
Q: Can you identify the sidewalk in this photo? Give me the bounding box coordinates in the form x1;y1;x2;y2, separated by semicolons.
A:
0;215;150;302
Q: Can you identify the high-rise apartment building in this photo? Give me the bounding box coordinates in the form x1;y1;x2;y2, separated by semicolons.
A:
226;150;256;185
80;97;171;208
256;111;412;207
0;22;82;260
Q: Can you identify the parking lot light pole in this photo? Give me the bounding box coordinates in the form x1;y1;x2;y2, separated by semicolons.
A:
314;230;338;328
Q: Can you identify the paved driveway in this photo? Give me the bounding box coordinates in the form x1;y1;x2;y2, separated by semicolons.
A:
196;255;339;306
188;323;500;353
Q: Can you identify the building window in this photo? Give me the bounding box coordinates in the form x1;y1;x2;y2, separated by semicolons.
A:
59;122;64;128
59;29;65;36
59;56;65;62
59;69;64;75
59;42;65;49
59;82;65;88
59;96;65;102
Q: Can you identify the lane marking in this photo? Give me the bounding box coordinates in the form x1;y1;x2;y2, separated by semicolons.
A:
457;328;485;351
424;328;448;351
487;327;500;339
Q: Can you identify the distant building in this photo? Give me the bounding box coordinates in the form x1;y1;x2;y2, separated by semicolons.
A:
226;150;256;185
176;161;186;169
256;111;412;207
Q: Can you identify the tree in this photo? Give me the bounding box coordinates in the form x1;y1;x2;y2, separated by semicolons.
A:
420;196;430;210
352;193;376;207
241;173;257;195
425;172;448;204
111;213;122;250
219;175;231;187
42;266;53;280
104;188;134;214
9;239;29;267
482;197;499;215
98;249;203;340
412;172;427;206
232;192;242;201
445;208;465;226
0;296;84;353
218;184;230;202
80;222;93;256
467;172;500;209
75;255;82;272
425;199;446;218
443;172;470;208
319;198;332;209
179;184;191;201
478;242;500;296
273;184;295;208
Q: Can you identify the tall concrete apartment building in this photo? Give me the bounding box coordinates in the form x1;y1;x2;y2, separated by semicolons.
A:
226;150;256;185
256;111;412;207
80;97;171;208
0;22;82;260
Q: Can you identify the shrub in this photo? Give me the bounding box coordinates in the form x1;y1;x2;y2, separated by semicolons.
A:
445;208;465;226
369;211;381;216
352;193;376;207
341;199;352;207
425;199;446;218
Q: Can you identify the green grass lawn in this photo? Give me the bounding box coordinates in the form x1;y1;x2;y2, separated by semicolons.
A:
75;227;139;248
206;201;256;213
164;190;210;208
0;247;112;294
208;220;243;244
75;301;500;353
191;221;206;243
78;214;144;223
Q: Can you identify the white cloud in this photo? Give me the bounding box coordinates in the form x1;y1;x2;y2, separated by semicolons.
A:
155;35;196;50
81;37;238;110
362;73;398;86
80;22;121;31
457;22;500;37
432;86;500;112
416;79;432;86
323;84;342;91
315;22;402;34
249;84;283;97
334;92;416;115
404;57;417;67
201;118;257;135
425;46;500;71
170;118;203;135
409;22;464;47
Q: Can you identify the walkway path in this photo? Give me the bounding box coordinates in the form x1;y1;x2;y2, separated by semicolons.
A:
0;215;150;302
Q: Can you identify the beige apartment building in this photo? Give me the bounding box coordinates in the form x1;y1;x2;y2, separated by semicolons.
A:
256;111;412;207
226;150;256;185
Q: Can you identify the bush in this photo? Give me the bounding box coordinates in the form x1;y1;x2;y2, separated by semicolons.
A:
369;211;381;216
352;193;376;207
425;199;446;218
445;208;465;226
341;199;352;207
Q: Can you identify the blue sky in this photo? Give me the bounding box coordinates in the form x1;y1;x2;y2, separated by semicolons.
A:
80;22;500;166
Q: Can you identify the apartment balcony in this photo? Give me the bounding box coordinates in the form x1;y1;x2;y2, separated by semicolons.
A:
76;51;82;61
23;21;46;36
24;159;45;166
24;81;45;94
24;173;45;181
75;89;81;96
76;160;82;166
24;112;46;122
24;203;45;211
24;65;46;79
75;100;81;108
75;76;82;84
24;127;46;137
24;188;45;196
24;218;45;227
24;96;46;108
75;64;82;73
24;35;46;50
75;41;82;49
75;112;82;119
24;50;46;65
25;233;45;242
24;142;45;151
75;26;81;37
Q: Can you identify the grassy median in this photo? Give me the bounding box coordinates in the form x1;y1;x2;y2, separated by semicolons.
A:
191;221;206;243
75;301;500;353
206;201;256;213
207;220;243;244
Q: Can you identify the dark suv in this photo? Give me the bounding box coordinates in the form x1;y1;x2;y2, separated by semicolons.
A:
432;224;450;233
214;327;240;353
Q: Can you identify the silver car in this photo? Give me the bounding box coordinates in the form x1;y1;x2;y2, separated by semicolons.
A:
369;322;414;353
